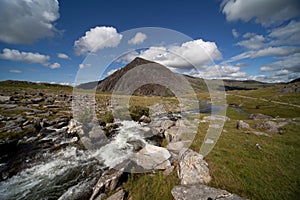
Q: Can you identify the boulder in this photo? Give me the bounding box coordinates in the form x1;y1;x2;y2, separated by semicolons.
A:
248;113;273;120
202;115;230;122
236;120;250;130
172;184;245;200
177;149;211;185
164;126;195;143
139;115;151;123
166;141;192;154
161;119;175;130
255;121;279;133
131;144;171;171
106;189;125;200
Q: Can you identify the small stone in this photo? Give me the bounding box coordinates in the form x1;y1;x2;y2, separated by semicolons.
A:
139;115;151;123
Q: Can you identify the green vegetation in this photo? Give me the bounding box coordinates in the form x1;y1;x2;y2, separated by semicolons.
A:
123;170;179;200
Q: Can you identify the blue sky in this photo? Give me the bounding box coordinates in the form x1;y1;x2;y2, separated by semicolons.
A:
0;0;299;85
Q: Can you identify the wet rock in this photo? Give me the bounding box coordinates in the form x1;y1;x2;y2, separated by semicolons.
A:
236;120;250;130
106;189;125;200
127;139;145;152
139;115;151;123
177;149;211;185
162;120;175;130
131;144;171;170
171;184;245;200
248;113;273;120
58;178;98;200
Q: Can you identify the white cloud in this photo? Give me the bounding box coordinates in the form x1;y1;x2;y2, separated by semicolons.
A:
232;29;239;38
261;52;300;72
79;63;91;69
49;62;61;69
236;34;265;49
0;48;50;66
185;64;247;80
74;26;123;55
57;53;70;59
0;0;59;44
251;46;300;58
107;69;119;76
121;39;222;70
9;69;22;73
222;0;300;26
269;20;300;45
128;32;147;45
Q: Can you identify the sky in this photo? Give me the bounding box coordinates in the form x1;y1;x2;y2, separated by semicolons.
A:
0;0;299;85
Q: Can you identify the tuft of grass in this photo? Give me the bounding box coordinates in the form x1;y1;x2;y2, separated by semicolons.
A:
123;170;179;200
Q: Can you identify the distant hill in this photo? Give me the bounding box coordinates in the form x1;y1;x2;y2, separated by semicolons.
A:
0;80;72;89
289;77;300;83
77;57;276;95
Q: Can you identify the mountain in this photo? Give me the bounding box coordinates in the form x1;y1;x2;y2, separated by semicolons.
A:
77;57;275;95
96;57;175;96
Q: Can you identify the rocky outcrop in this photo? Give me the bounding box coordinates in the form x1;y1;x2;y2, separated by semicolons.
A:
236;120;250;130
131;144;171;171
172;184;245;200
177;149;211;185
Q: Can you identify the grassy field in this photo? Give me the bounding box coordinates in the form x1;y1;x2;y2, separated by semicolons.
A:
1;81;299;199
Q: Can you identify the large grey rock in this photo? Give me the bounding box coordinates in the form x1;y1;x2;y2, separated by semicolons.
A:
131;144;171;171
161;119;175;130
248;113;273;120
203;115;230;122
166;140;192;154
172;184;245;200
89;169;124;200
255;121;279;133
177;149;211;185
164;126;195;143
236;120;250;130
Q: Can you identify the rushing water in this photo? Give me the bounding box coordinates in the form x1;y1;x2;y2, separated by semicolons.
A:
0;121;152;200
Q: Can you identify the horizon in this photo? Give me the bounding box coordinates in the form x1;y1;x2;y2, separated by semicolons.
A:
0;0;300;85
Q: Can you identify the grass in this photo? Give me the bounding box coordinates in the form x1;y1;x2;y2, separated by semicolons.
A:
123;170;179;200
1;81;299;200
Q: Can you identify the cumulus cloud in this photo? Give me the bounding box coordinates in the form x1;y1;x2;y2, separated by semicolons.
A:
49;62;61;69
74;26;123;55
185;64;247;80
222;0;300;26
232;29;239;38
0;48;50;66
79;63;91;69
0;0;59;44
128;32;147;45
9;69;22;73
57;53;70;59
121;39;222;70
